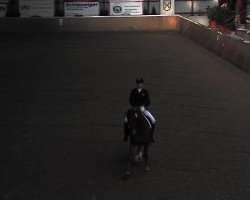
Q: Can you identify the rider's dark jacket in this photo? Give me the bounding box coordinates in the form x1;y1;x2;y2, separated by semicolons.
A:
129;88;150;108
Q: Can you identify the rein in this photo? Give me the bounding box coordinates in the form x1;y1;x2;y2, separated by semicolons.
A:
141;112;152;129
131;110;151;129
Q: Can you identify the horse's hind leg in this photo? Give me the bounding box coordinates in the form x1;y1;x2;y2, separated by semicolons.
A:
143;145;150;172
124;144;133;179
136;145;143;163
136;145;141;156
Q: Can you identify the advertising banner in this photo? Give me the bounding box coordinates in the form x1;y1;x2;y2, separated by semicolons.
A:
64;0;99;17
160;0;175;15
109;0;142;16
0;4;7;17
19;0;54;17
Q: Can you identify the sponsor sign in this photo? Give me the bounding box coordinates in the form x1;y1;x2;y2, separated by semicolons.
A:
0;4;7;17
160;0;175;15
19;0;54;17
110;0;142;15
64;0;99;17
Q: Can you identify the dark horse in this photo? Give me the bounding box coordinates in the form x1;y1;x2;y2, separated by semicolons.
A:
125;109;152;178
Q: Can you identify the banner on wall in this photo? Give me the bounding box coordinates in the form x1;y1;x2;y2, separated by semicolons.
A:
19;0;54;17
160;0;175;15
109;0;142;16
64;0;99;17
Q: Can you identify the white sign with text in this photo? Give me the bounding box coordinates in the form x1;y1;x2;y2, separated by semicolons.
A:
109;0;142;16
64;0;99;17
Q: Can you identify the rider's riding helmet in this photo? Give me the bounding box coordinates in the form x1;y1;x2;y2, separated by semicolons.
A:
136;77;144;84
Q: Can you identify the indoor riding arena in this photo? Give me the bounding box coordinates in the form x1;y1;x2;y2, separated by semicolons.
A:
1;16;250;200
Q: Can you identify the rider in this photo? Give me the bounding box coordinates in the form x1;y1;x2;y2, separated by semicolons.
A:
123;77;156;142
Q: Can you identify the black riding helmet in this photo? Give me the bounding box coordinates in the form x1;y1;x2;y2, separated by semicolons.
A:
136;77;144;84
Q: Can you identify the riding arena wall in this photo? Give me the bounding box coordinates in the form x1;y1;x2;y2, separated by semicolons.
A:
0;15;249;73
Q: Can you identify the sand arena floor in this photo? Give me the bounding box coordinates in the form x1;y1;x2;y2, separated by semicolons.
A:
1;32;250;200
